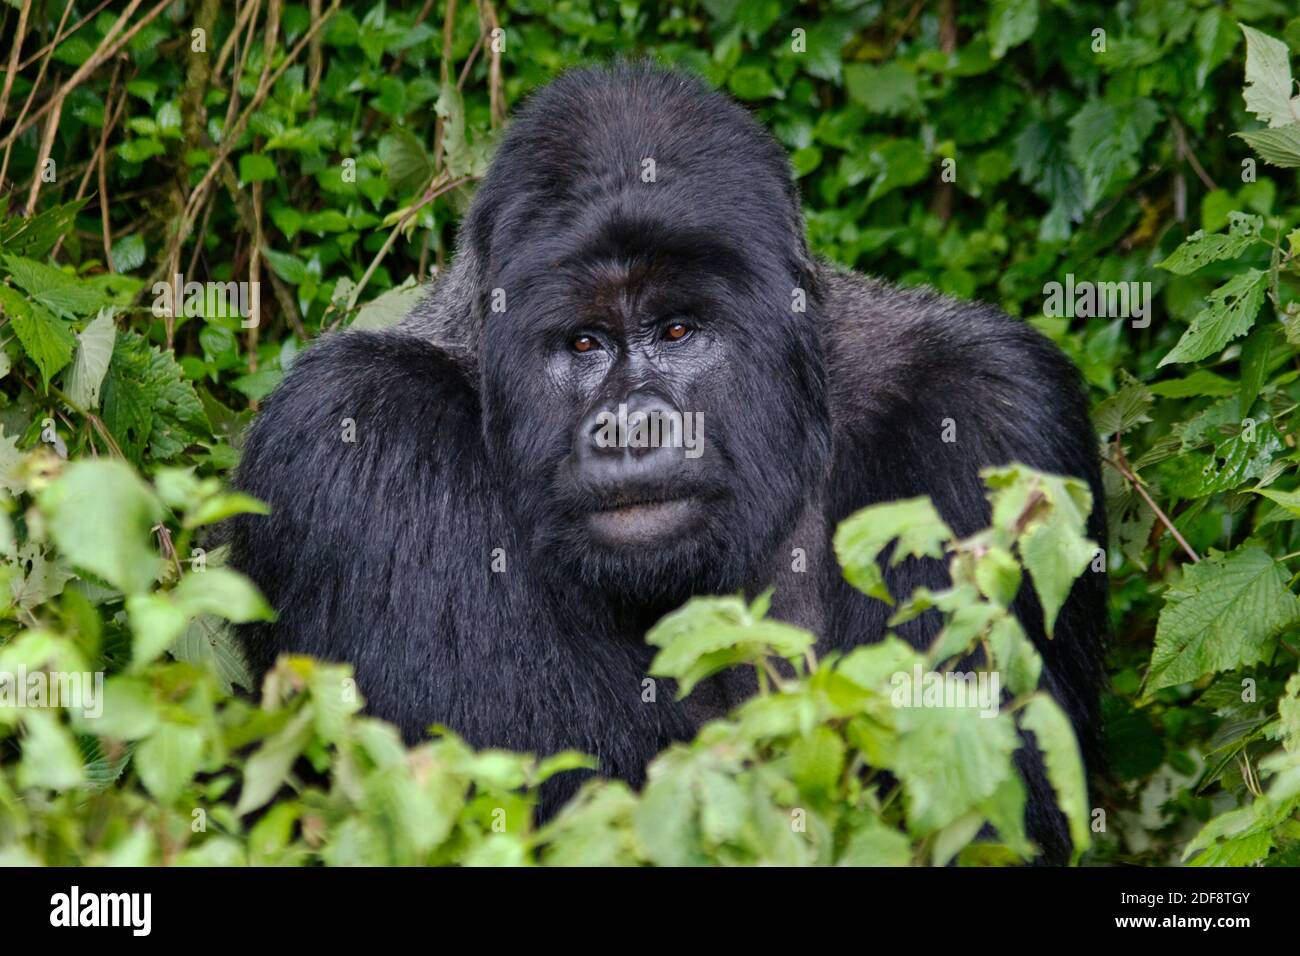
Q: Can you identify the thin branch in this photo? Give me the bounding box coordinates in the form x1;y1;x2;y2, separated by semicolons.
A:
1104;439;1201;564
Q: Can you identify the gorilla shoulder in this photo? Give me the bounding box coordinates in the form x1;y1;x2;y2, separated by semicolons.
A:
817;265;1100;536
227;329;487;677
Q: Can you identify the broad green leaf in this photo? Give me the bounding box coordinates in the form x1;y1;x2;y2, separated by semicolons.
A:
844;62;920;116
17;710;85;790
65;307;117;409
1235;124;1300;168
109;234;146;272
39;459;163;593
236;710;314;815
1240;25;1300;128
1067;98;1160;210
135;722;205;802
894;707;1019;832
1157;216;1265;275
378;129;434;196
1145;547;1300;698
0;284;74;389
984;465;1095;635
238;153;278;183
350;276;422;329
3;255;104;318
0;199;87;259
1158;269;1268;367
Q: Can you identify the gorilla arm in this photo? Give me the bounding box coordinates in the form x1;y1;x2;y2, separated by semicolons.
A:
819;267;1107;749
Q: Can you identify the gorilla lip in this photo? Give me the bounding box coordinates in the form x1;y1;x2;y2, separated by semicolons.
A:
586;496;701;546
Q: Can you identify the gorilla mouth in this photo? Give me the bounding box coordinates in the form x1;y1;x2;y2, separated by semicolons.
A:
586;496;703;548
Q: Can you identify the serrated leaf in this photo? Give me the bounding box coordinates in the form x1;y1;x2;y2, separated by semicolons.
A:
1158;220;1265;276
894;707;1020;832
1235;124;1300;168
236;710;314;815
0;199;88;259
2;254;104;317
1158;269;1268;367
1067;98;1160;211
1240;24;1300;128
109;234;146;272
379;129;434;195
0;284;74;388
1145;547;1300;698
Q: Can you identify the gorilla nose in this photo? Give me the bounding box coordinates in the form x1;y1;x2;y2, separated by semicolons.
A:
577;393;684;480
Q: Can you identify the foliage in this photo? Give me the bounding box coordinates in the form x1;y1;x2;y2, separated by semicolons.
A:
2;0;1300;865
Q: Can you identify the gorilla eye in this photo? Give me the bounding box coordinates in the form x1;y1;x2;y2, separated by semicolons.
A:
664;322;691;342
572;334;600;353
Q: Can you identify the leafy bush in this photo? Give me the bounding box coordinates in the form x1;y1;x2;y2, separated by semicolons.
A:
2;0;1300;865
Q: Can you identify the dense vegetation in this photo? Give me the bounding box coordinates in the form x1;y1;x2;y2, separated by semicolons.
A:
2;0;1300;866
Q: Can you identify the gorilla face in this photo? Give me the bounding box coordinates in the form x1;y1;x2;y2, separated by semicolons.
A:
479;210;830;604
457;64;833;605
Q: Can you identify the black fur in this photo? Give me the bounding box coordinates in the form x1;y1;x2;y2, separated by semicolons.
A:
228;63;1106;863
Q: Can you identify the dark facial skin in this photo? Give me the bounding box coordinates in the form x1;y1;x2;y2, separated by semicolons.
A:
479;223;828;606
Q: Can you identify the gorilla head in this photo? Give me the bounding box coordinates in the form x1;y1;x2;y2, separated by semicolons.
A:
461;65;832;603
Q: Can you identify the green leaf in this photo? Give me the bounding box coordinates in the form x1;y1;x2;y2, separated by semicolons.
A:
1067;98;1160;210
834;497;953;604
894;707;1020;832
1144;547;1300;698
3;254;104;317
238;153;278;184
646;593;813;696
1240;24;1300;128
0;284;74;388
1235;124;1300;168
988;0;1038;59
17;710;85;790
126;592;189;667
135;722;205;802
0;199;87;259
236;710;314;815
38;459;163;593
728;65;780;101
378;129;434;196
1158;216;1265;275
844;62;920;117
1020;693;1090;862
262;249;308;285
1158;269;1268;367
101;331;209;464
350;276;422;330
109;234;146;272
65;307;117;410
1092;375;1153;437
172;567;274;623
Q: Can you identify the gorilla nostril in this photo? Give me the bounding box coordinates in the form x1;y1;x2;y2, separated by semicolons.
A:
579;393;685;472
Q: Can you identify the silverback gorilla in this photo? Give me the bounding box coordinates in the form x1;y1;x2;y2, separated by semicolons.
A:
229;63;1106;862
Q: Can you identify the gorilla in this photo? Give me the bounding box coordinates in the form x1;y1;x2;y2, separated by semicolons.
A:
229;63;1106;862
